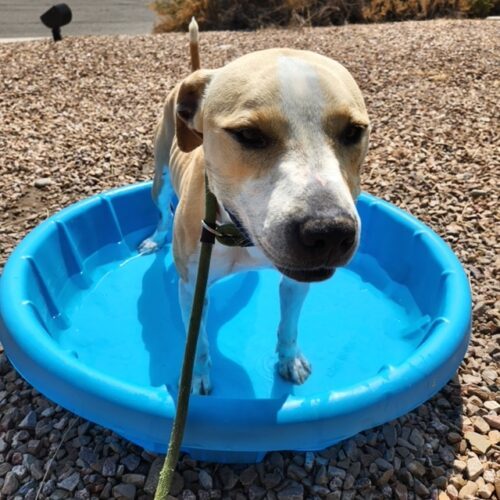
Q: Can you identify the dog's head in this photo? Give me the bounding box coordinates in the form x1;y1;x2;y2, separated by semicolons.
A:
175;49;370;282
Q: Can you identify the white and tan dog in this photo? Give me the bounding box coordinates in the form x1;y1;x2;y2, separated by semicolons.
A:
140;20;370;395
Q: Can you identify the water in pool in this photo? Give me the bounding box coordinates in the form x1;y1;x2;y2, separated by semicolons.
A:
52;238;430;399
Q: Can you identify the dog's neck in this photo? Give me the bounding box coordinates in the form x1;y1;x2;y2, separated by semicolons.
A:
219;204;254;247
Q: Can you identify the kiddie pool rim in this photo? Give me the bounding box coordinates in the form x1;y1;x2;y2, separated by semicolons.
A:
0;182;471;457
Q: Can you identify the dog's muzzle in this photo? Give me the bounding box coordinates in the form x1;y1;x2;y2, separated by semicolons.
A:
271;213;358;282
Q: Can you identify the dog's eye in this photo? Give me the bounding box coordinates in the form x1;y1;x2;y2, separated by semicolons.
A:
226;127;270;149
340;124;365;146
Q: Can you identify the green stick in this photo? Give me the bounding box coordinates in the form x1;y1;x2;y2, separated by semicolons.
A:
154;177;217;499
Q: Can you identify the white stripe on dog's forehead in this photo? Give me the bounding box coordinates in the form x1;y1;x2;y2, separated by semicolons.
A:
277;56;324;126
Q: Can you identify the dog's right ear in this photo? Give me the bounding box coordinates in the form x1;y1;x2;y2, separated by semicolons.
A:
176;69;215;152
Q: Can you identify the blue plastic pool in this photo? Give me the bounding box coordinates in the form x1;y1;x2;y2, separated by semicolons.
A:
0;182;471;463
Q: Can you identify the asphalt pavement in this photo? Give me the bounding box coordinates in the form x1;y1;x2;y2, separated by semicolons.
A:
0;0;155;41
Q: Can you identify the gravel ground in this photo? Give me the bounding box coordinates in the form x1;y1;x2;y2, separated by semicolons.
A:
0;19;499;500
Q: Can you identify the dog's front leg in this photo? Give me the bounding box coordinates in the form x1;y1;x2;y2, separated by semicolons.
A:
139;167;174;254
178;276;212;395
277;276;312;384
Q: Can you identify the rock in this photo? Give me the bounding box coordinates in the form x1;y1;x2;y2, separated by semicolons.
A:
304;451;315;472
432;418;450;433
239;466;257;487
121;454;141;472
397;438;417;452
287;463;307;480
34;177;54;188
447;432;462;444
483;400;500;411
343;439;359;460
343;473;355;490
341;490;355;500
458;481;478;499
446;483;459;499
451;475;467;490
409;428;425;448
489;429;500;445
277;482;304;500
144;457;163;495
434;475;447;489
41;478;56;497
197;469;213;490
440;445;455;464
414;478;429;497
325;492;341;500
483;414;500;430
79;447;98;466
75;488;91;500
102;457;117;477
11;464;28;480
348;461;361;479
477;482;495;499
0;463;12;477
312;484;330;496
377;469;394;486
27;439;42;454
2;471;19;496
19;410;37;430
122;473;145;487
262;470;282;489
472;416;490;434
248;484;266;500
462;374;481;384
374;457;393;471
407;460;426;477
267;452;285;470
58;471;80;492
466;456;483;480
464;431;491;454
34;420;51;438
382;423;398;447
327;466;346;480
454;459;467;472
30;462;44;480
171;471;184;496
219;465;239;490
49;489;70;500
315;465;328;485
495;479;500;500
18;480;37;496
483;469;495;483
394;482;408;500
112;483;136;499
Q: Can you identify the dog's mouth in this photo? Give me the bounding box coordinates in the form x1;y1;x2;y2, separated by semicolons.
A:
276;266;335;283
256;237;336;282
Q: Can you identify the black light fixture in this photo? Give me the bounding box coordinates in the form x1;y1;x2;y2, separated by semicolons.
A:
40;3;72;42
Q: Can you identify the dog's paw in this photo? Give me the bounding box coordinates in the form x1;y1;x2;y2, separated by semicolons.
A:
138;236;164;255
191;373;212;396
278;353;312;385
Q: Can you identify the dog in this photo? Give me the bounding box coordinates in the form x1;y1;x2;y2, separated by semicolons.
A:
140;19;370;395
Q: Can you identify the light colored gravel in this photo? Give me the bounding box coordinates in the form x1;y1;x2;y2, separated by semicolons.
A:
0;19;499;500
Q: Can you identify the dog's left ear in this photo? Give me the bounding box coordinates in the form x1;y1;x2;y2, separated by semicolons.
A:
176;69;215;152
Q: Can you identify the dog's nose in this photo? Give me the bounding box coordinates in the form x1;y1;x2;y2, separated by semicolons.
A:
298;215;357;264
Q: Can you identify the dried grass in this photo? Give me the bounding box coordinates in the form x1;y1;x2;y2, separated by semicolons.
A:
151;0;500;32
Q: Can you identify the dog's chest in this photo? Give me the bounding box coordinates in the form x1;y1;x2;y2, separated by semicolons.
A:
208;245;271;282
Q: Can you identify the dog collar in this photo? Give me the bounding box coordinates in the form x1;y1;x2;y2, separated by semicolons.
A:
170;182;254;248
201;207;254;247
